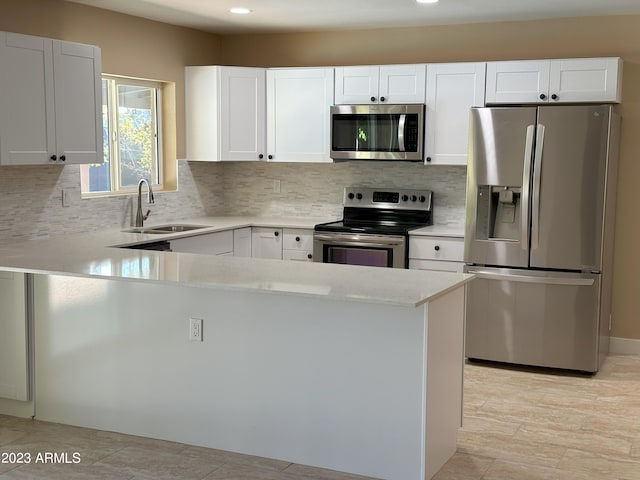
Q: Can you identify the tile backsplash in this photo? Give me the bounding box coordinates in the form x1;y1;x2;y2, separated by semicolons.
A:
0;160;466;244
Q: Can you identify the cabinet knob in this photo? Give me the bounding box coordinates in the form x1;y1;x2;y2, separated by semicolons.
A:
268;154;273;160
370;96;376;102
539;93;546;100
295;236;301;242
307;253;313;259
59;155;66;162
380;96;386;102
551;94;558;100
426;156;432;162
50;155;57;161
258;154;264;159
274;231;279;237
434;245;440;251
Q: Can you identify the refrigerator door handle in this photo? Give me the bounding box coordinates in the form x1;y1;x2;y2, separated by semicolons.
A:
521;125;535;251
466;269;594;286
531;124;545;250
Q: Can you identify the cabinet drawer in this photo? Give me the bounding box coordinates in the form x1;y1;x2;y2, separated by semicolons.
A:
283;249;313;262
409;236;464;261
283;228;313;250
409;259;464;272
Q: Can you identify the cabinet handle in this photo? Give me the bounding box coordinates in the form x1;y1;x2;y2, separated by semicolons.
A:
370;96;376;102
268;154;273;160
258;154;264;159
274;231;279;237
551;94;558;100
539;93;546;100
295;236;301;242
426;156;432;162
380;96;385;102
59;155;66;162
434;245;440;251
307;254;313;259
50;155;57;161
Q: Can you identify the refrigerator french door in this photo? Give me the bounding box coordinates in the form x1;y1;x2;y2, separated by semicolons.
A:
464;105;620;373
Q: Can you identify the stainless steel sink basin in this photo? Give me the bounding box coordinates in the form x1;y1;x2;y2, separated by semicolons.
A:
124;224;210;234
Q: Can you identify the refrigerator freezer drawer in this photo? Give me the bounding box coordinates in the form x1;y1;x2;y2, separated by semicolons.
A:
464;267;603;372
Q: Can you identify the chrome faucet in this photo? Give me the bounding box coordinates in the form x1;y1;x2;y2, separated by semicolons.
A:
135;179;155;227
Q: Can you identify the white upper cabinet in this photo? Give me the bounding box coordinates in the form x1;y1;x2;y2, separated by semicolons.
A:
335;64;426;104
424;62;486;166
486;58;622;104
266;68;334;163
185;66;266;162
0;31;102;165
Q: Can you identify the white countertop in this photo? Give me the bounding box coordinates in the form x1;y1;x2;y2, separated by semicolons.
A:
409;224;465;237
0;216;473;307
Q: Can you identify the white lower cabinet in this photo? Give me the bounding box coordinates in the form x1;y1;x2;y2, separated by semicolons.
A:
233;227;252;257
170;231;234;256
409;236;464;272
0;271;30;401
251;228;283;259
282;228;313;262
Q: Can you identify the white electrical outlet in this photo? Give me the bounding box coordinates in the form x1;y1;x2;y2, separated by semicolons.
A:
189;317;203;342
61;189;70;207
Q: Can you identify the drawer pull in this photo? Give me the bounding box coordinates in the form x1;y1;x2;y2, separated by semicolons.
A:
434;245;440;251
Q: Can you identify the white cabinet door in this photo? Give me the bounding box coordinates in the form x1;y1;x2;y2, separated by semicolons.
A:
186;66;266;162
0;271;29;401
170;231;233;255
0;32;55;165
52;39;102;164
0;32;102;166
485;60;551;104
334;65;380;104
486;58;622;104
220;67;266;161
335;64;426;104
251;227;283;259
549;57;622;103
266;68;333;163
425;62;485;166
379;64;426;104
282;228;313;262
233;227;252;257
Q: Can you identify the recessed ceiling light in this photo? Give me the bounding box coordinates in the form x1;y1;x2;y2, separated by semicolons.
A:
416;0;439;3
229;7;252;14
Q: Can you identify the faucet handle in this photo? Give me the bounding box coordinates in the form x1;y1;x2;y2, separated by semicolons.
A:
143;209;151;221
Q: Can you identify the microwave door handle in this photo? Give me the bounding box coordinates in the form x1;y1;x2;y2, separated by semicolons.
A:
398;114;406;151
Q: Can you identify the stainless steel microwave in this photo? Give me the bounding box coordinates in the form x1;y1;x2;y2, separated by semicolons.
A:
330;104;425;161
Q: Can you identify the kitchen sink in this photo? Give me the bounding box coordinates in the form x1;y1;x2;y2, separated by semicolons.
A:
124;224;210;234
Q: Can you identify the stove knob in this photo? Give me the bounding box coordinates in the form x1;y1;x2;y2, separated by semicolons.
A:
402;194;409;202
348;192;355;200
411;195;417;202
356;193;363;200
419;195;426;203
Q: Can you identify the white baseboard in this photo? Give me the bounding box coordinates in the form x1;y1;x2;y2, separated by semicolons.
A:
610;337;640;355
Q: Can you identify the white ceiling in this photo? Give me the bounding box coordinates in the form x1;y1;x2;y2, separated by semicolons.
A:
66;0;640;34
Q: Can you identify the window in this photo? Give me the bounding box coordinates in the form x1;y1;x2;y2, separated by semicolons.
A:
81;75;164;195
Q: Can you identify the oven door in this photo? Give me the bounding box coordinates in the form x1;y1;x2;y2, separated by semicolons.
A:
313;232;407;268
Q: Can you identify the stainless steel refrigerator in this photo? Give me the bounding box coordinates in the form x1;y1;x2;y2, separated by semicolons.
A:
464;105;620;373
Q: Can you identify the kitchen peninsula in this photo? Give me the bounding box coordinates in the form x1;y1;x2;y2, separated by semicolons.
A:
0;217;473;480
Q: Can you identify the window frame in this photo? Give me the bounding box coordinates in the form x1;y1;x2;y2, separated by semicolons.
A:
81;74;166;197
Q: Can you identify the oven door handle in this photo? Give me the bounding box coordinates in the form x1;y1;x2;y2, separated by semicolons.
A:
314;233;405;247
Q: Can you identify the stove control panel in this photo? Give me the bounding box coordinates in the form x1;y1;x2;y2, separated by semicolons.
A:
344;187;432;211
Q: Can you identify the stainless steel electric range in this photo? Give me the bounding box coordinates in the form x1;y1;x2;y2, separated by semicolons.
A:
314;187;433;268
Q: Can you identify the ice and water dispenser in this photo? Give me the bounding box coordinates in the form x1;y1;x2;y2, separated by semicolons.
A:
474;186;522;242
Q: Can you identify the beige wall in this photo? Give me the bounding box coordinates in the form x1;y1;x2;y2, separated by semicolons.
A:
0;0;222;157
2;2;639;340
219;16;640;341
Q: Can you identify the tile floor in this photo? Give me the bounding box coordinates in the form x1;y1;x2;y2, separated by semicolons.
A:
0;354;639;479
